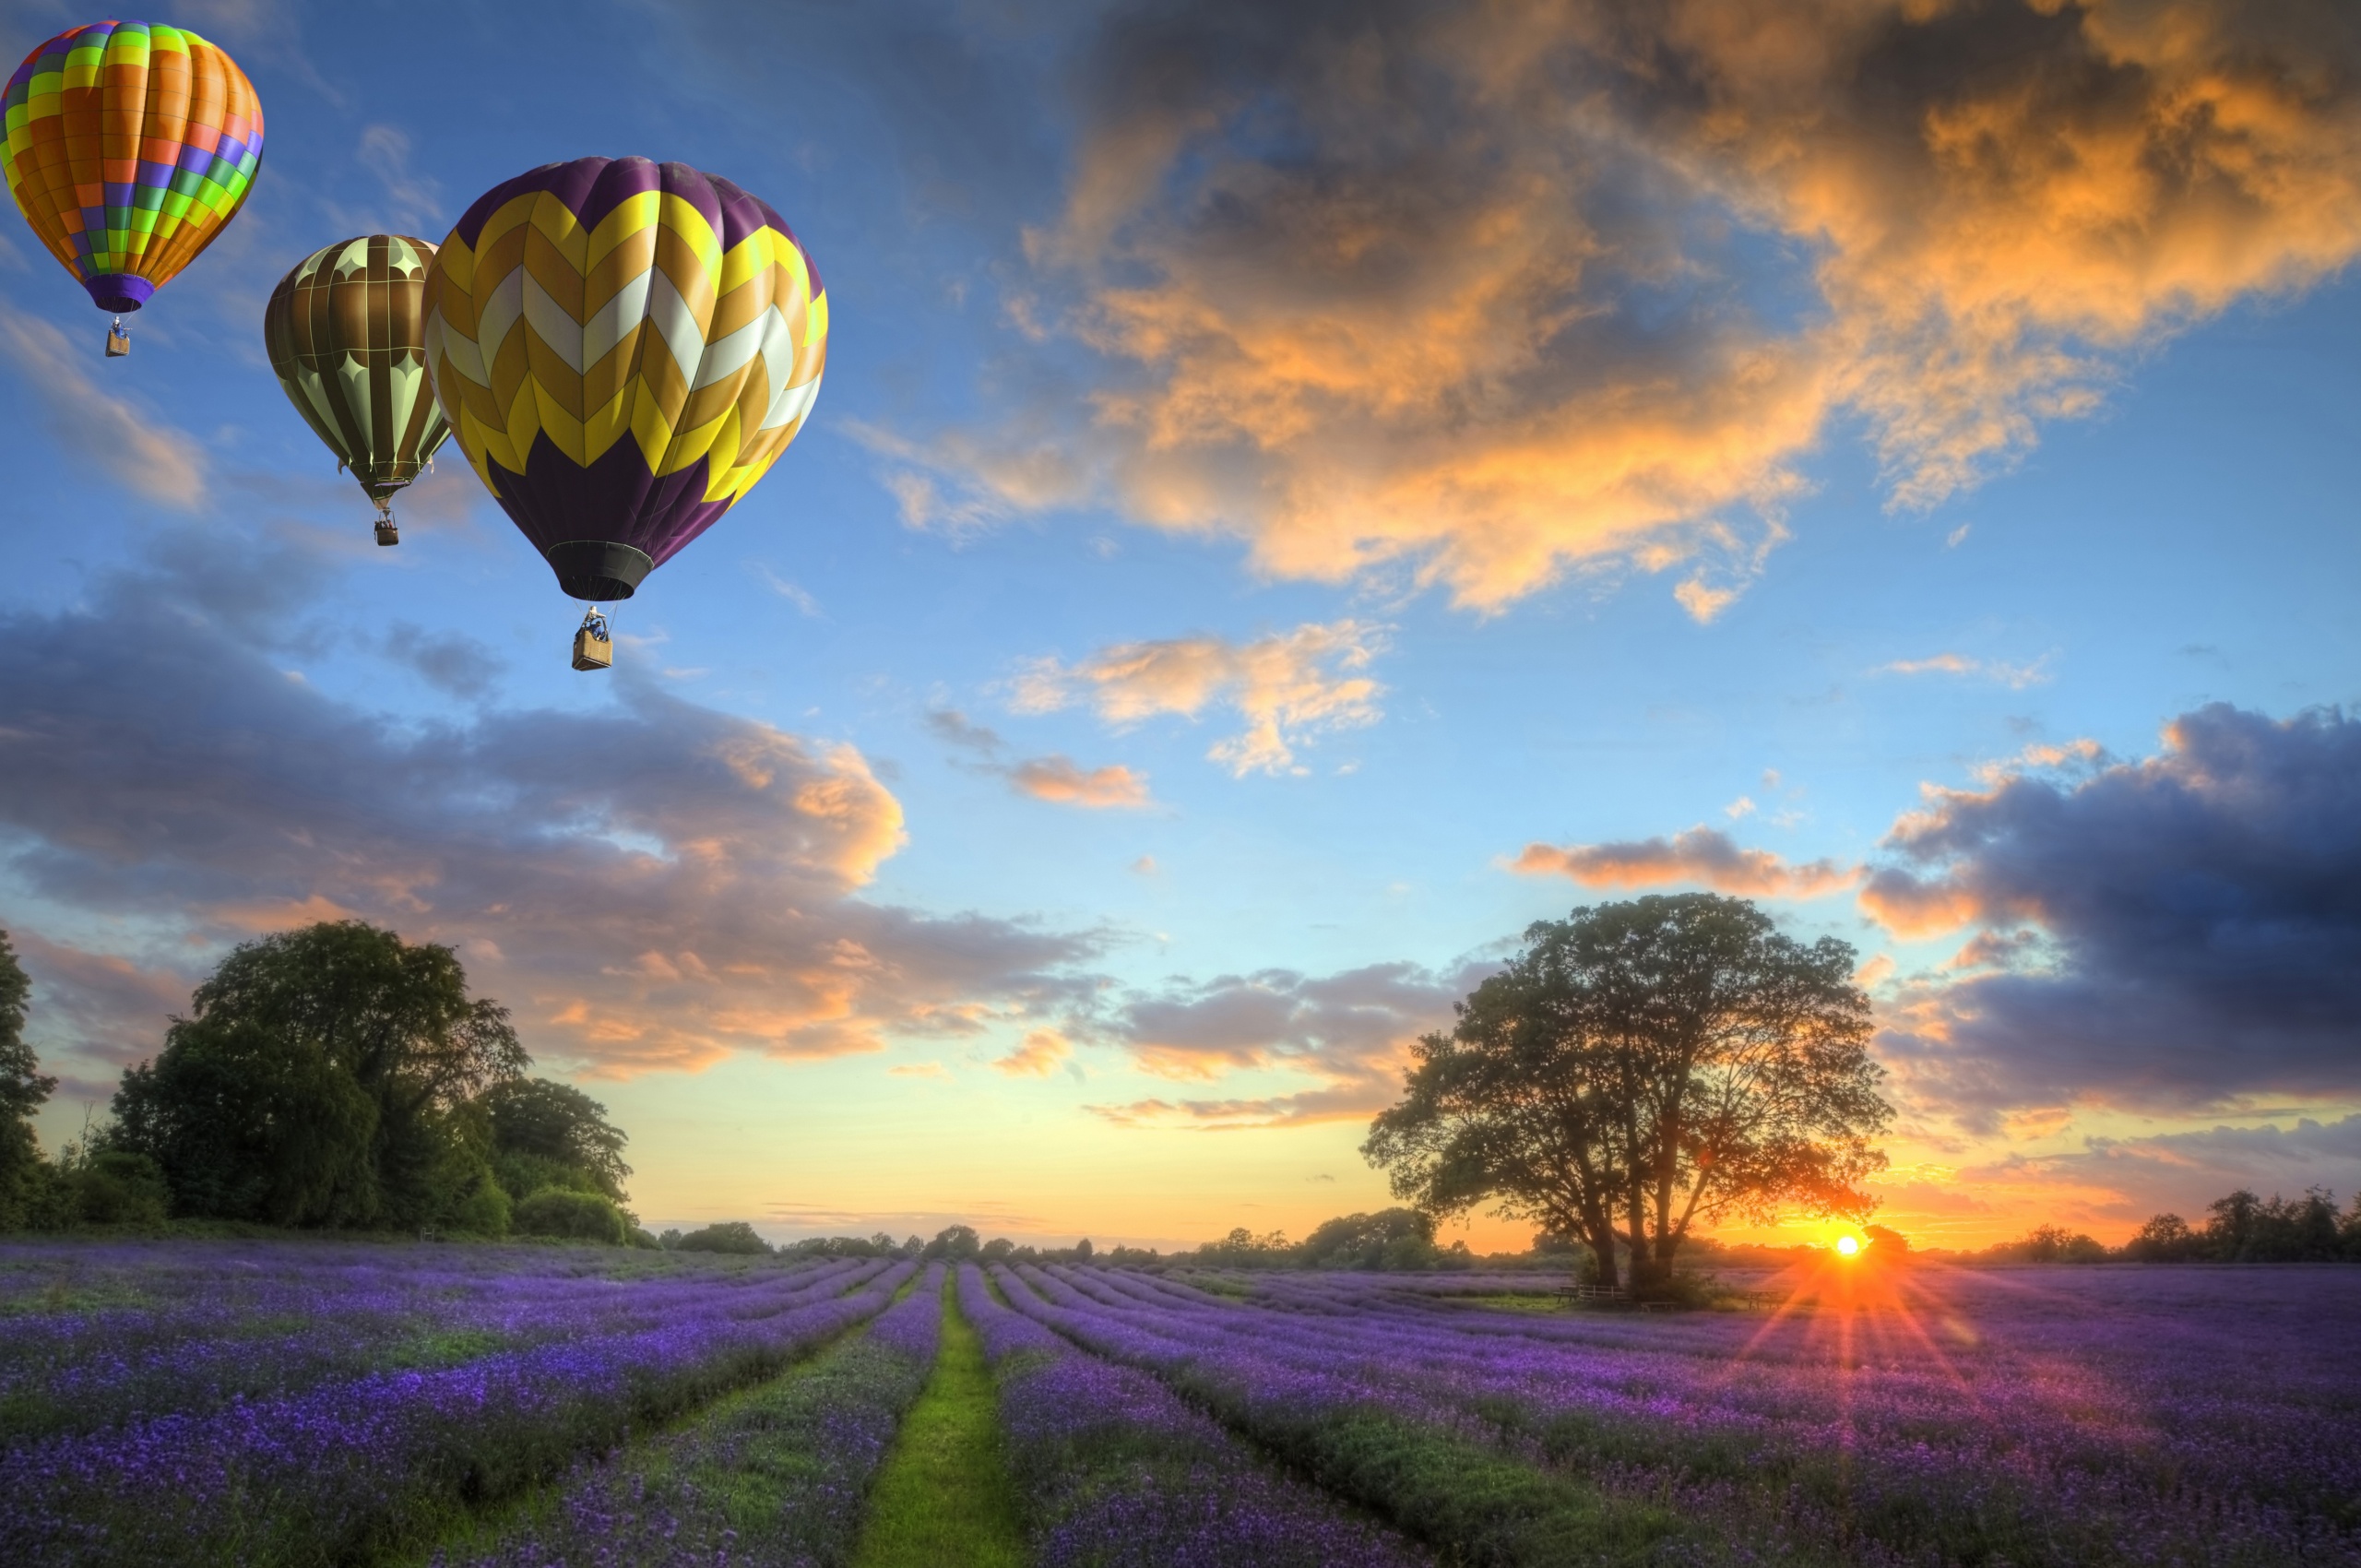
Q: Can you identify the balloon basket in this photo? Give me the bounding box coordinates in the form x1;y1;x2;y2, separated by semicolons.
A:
374;508;399;547
104;318;130;358
572;608;613;671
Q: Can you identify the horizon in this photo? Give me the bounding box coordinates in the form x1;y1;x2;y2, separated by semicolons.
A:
3;0;2359;1255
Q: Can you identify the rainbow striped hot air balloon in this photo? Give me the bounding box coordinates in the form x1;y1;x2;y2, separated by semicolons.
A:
422;157;826;669
1;19;264;355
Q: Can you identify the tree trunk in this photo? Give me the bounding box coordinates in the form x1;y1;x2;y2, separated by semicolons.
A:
1584;1218;1622;1290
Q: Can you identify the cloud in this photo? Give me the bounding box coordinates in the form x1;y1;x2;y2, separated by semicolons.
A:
1086;959;1489;1127
1005;756;1153;809
1907;1115;2361;1236
875;0;2361;612
382;624;504;703
1862;705;2361;1123
1879;652;2052;688
926;707;1006;754
925;707;1153;808
0;532;1101;1080
353;125;443;234
991;1028;1072;1077
0;301;209;507
6;930;195;1074
752;564;823;617
1510;825;1857;898
1011;621;1385;776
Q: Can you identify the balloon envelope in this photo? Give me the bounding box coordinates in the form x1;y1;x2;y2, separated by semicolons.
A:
265;234;452;513
421;157;826;600
1;19;263;315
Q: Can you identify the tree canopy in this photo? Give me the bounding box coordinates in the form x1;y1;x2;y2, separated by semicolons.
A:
481;1078;633;1205
109;921;528;1230
0;930;57;1229
1363;895;1891;1291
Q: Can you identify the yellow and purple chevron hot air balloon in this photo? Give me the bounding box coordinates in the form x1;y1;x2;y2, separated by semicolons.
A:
422;157;827;669
2;19;264;356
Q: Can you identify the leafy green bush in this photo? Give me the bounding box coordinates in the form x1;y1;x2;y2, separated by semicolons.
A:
444;1175;512;1237
66;1150;170;1226
513;1188;627;1244
674;1220;771;1254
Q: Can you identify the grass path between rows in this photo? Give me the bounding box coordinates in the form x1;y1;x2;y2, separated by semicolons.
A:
406;1268;926;1567
851;1272;1026;1568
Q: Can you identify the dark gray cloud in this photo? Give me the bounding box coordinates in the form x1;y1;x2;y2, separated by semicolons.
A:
0;534;1101;1079
1952;1115;2361;1229
1867;705;2361;1123
383;623;505;702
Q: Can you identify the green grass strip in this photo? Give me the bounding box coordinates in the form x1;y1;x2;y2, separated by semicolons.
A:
852;1272;1026;1568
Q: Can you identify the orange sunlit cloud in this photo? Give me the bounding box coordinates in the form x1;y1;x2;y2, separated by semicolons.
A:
1512;826;1858;898
877;0;2361;614
1005;757;1153;809
1012;622;1386;776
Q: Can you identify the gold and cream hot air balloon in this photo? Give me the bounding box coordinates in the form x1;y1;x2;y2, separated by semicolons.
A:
264;234;452;545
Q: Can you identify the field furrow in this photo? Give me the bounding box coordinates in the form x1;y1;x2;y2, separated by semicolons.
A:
961;1263;1434;1567
433;1262;948;1568
996;1262;2361;1568
0;1253;914;1566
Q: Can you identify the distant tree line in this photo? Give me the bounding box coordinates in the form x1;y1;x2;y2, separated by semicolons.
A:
0;922;647;1245
1976;1190;2361;1265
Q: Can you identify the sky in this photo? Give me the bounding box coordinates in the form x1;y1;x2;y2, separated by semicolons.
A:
3;0;2358;1253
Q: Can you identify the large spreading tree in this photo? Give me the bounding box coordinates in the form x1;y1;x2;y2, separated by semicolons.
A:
1363;894;1892;1290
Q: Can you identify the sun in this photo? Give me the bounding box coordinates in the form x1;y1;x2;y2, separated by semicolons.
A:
1834;1234;1860;1257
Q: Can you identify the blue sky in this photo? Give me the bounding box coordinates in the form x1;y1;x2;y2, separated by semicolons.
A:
4;0;2359;1250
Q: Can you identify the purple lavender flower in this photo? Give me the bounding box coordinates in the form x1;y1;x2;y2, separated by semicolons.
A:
959;1265;1427;1567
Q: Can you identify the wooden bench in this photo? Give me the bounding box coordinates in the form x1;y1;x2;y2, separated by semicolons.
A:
1554;1284;1628;1306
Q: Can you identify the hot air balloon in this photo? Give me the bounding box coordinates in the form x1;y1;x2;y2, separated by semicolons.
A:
1;19;263;355
264;235;452;545
422;157;826;668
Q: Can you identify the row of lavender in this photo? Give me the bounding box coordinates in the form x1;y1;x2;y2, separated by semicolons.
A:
1000;1262;2361;1568
1;1250;914;1566
0;1241;875;1443
435;1263;951;1568
956;1264;1427;1567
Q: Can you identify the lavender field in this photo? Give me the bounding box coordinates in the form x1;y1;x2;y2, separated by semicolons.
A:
1;1241;2355;1567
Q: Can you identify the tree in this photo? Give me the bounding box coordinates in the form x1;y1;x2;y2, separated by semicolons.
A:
109;1016;379;1225
2126;1212;2200;1262
514;1188;627;1244
1365;895;1891;1292
106;921;526;1229
1302;1208;1443;1270
2205;1190;2262;1259
480;1078;633;1204
0;930;57;1229
924;1224;980;1261
1862;1222;1910;1256
674;1220;771;1254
